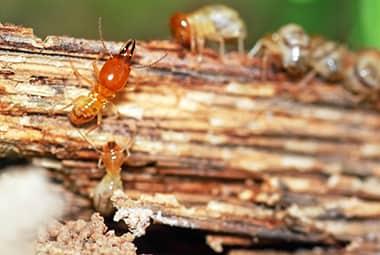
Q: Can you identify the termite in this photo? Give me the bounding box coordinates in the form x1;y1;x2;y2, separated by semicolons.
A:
68;38;136;127
248;23;310;78
343;50;380;100
67;18;166;129
170;4;247;56
298;37;347;86
79;131;133;216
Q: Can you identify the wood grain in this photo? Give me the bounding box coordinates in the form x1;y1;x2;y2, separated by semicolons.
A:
1;23;380;254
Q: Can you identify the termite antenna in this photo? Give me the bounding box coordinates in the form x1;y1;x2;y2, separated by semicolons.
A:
77;129;102;154
124;133;134;158
98;17;112;58
133;52;168;69
121;119;137;158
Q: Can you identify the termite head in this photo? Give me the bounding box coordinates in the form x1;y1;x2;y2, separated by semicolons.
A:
310;38;346;81
93;140;125;217
102;141;124;153
346;51;380;94
99;39;135;92
101;141;126;177
276;23;310;75
119;39;136;64
170;12;191;47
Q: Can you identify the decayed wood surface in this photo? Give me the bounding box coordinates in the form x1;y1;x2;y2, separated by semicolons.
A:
1;23;380;253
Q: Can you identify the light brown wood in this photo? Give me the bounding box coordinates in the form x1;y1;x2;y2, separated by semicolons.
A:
1;23;380;253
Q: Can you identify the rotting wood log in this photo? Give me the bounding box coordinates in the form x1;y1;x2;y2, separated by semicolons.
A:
228;234;380;255
1;23;380;253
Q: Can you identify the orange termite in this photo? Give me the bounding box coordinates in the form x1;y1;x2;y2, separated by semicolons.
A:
170;4;247;56
79;131;133;216
68;39;136;127
93;140;128;216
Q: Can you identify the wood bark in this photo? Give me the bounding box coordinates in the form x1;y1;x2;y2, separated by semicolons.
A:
1;23;380;254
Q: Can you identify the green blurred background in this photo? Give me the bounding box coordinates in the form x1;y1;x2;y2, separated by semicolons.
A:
0;0;378;50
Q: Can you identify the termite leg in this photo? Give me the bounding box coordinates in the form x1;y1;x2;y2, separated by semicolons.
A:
97;157;103;169
198;37;205;54
196;37;205;62
85;124;100;136
82;115;101;136
118;120;136;158
126;120;137;147
92;59;100;81
282;70;316;113
49;102;72;116
261;53;269;81
190;31;197;54
69;61;93;88
349;93;368;105
2;103;15;112
248;39;263;58
297;70;316;87
218;37;225;57
124;85;136;92
237;37;245;54
96;111;103;126
60;102;73;111
107;101;121;120
248;39;267;80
